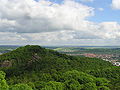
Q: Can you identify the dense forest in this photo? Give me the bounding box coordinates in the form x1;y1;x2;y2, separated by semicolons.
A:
0;45;119;90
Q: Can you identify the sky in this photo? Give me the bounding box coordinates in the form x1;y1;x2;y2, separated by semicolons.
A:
0;0;120;46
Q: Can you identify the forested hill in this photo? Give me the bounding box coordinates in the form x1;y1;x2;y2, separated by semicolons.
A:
0;45;112;75
0;45;119;90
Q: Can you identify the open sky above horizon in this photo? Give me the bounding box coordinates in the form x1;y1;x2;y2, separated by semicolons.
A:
0;0;120;46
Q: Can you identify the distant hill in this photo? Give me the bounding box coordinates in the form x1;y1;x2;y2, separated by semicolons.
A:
0;45;119;90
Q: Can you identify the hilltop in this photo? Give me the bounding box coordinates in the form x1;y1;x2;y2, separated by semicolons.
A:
0;45;119;90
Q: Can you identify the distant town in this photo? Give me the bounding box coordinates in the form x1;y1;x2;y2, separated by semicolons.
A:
67;53;120;66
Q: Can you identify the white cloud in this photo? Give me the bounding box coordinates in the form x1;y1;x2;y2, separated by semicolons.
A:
80;0;94;2
98;8;104;11
99;22;120;39
111;0;120;9
0;0;94;33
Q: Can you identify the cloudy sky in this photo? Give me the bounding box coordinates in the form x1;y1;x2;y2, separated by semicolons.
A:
0;0;120;46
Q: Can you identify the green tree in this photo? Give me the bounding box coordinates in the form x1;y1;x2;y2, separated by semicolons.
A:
34;81;46;89
83;82;97;90
96;78;110;86
98;86;110;90
27;82;36;90
64;79;82;90
10;84;33;90
42;81;64;90
62;70;95;84
0;71;9;90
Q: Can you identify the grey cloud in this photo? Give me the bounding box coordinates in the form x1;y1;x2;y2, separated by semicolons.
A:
73;31;101;39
